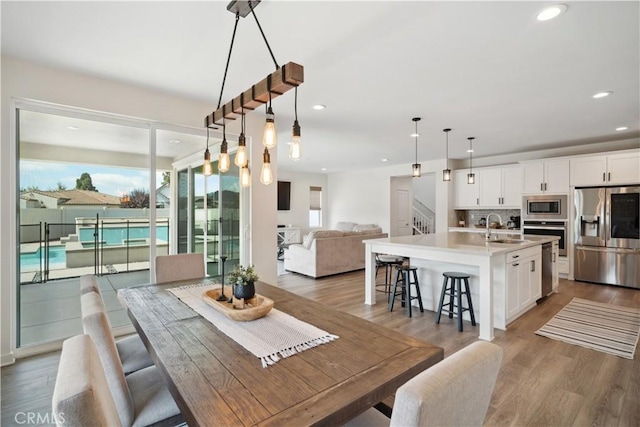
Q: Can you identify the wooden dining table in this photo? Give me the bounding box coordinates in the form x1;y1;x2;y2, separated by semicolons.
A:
118;279;443;427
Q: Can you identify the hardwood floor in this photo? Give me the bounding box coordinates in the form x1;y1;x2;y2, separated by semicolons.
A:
2;271;639;426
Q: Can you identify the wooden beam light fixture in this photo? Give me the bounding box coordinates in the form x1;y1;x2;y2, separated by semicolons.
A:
204;63;304;128
203;1;304;186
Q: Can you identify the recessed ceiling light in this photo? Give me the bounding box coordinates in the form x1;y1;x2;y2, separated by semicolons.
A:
466;149;474;153
169;139;181;144
321;167;327;171
313;104;326;110
381;158;389;162
410;133;420;138
593;91;613;99
67;126;78;130
536;4;567;21
616;126;629;131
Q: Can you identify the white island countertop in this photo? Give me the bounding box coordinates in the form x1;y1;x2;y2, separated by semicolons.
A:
363;232;559;341
364;232;557;257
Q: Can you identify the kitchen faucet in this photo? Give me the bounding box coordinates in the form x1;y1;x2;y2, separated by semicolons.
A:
486;213;503;240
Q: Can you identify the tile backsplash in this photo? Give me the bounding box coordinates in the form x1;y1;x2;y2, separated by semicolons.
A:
455;209;521;228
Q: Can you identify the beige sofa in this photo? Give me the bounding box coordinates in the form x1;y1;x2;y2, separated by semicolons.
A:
283;225;387;278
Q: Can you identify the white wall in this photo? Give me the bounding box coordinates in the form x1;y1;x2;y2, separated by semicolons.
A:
276;171;328;236
327;159;451;234
413;172;436;212
0;56;277;364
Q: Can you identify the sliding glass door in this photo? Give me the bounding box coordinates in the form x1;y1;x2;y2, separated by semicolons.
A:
175;160;240;277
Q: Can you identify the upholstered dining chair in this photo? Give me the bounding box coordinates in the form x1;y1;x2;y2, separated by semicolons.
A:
80;278;153;375
80;274;101;295
345;341;503;427
80;292;182;426
155;253;205;283
52;334;183;427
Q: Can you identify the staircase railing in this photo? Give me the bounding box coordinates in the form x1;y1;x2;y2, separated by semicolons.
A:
412;206;434;235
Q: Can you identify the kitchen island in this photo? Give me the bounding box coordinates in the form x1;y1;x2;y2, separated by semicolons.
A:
364;232;559;341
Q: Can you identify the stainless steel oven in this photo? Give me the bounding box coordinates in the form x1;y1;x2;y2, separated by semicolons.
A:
523;220;567;256
523;194;568;220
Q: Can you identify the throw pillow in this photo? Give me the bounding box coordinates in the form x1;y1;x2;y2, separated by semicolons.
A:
353;224;377;232
335;222;357;231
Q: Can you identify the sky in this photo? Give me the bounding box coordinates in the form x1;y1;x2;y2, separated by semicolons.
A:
19;160;231;197
20;160;165;197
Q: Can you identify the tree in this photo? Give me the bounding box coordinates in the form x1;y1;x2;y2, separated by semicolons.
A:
121;188;149;208
76;172;97;192
51;181;67;191
162;171;170;186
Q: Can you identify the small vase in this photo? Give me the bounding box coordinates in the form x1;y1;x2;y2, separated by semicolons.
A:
233;281;255;300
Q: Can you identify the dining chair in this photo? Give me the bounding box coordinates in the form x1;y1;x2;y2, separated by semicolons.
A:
81;292;182;426
52;334;183;427
80;282;153;375
155;253;205;283
345;341;503;427
80;274;101;295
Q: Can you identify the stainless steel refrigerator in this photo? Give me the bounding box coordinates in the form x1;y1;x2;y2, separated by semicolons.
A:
574;186;640;288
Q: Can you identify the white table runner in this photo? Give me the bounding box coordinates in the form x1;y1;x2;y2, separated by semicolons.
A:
168;283;338;368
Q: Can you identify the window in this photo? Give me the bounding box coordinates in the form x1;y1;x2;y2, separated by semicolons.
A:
309;186;322;228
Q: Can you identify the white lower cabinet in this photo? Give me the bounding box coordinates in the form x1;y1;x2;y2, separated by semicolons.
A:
505;246;542;324
552;241;559;290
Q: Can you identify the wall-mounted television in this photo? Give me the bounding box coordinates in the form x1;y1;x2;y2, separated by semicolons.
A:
277;181;291;211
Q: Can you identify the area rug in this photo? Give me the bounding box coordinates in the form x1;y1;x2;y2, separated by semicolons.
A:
535;297;640;359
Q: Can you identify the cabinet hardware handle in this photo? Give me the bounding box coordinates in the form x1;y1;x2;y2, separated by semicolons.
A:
545;183;548;191
603;172;606;182
608;172;611;181
540;183;544;191
512;255;520;259
531;260;535;272
477;198;479;205
513;263;519;267
552;253;556;262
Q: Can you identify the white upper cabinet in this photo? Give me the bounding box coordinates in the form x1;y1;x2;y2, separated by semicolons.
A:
501;166;524;206
479;166;522;208
454;165;522;209
522;159;570;194
571;150;640;186
453;169;479;208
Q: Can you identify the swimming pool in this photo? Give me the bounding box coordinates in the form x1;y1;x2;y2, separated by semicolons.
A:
78;225;169;245
20;246;66;271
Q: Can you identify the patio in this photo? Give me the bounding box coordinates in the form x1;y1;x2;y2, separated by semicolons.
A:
19;270;151;348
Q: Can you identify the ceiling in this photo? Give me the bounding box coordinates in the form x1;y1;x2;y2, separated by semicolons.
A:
2;1;639;174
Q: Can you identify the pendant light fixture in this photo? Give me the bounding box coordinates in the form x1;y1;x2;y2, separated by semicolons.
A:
203;1;304;186
263;75;277;149
260;148;273;185
234;103;248;167
411;117;422;178
203;127;213;176
442;128;452;182
289;86;301;161
218;117;230;173
467;137;475;184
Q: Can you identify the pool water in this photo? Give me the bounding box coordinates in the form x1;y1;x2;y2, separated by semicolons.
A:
78;225;169;245
20;246;66;271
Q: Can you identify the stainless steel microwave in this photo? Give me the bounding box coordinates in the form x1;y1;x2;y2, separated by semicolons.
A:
523;194;568;220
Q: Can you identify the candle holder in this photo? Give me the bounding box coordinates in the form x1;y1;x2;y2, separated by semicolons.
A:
217;255;228;302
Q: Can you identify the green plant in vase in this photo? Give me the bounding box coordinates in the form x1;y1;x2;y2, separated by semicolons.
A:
228;264;258;300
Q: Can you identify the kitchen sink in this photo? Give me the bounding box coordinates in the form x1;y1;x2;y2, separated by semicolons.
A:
489;239;527;244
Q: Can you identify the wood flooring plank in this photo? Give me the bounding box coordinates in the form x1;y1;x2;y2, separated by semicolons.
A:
3;275;640;427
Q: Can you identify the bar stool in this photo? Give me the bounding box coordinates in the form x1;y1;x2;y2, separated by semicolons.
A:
436;272;476;332
375;254;404;298
389;264;424;318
